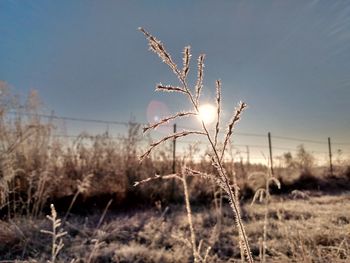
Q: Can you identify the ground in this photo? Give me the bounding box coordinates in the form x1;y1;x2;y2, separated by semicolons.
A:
1;191;349;262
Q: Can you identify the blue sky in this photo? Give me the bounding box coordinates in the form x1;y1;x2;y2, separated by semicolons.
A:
1;0;350;161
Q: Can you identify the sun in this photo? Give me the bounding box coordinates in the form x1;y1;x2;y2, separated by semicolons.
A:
198;104;216;125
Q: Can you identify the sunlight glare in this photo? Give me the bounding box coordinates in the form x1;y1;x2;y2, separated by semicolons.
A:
198;104;216;125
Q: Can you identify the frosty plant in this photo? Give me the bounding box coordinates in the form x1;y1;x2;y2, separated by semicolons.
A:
41;204;67;263
250;168;281;263
138;28;253;262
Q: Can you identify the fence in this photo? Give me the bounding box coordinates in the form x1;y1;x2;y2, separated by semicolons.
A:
6;111;350;173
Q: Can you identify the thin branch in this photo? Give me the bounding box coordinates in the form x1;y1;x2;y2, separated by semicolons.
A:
139;27;182;82
220;102;247;162
155;84;188;94
143;111;197;133
214;80;221;147
140;131;206;162
182;46;191;79
185;167;226;190
195;55;205;106
134;174;182;186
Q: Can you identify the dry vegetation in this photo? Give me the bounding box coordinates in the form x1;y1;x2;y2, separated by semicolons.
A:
1;193;349;262
0;30;350;262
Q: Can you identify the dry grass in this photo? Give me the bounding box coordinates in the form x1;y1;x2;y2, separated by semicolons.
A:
138;27;252;262
250;168;281;262
40;204;67;263
0;192;349;262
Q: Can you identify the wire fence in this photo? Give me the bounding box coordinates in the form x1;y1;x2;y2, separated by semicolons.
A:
6;111;350;166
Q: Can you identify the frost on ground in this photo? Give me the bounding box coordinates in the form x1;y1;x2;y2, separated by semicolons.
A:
1;192;349;263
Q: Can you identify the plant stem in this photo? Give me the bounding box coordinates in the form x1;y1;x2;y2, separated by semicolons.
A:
182;173;199;263
182;78;253;262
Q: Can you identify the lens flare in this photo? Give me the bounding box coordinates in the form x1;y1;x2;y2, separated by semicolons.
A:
146;100;171;133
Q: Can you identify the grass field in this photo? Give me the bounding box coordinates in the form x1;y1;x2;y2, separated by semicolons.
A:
1;191;349;262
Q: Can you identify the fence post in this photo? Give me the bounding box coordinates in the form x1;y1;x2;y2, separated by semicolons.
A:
328;137;333;176
172;123;176;173
268;132;274;175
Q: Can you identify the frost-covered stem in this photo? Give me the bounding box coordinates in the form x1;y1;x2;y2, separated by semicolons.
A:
218;163;253;263
228;144;246;262
203;126;253;263
180;77;253;262
262;178;270;263
51;222;57;262
182;172;199;263
139;28;253;262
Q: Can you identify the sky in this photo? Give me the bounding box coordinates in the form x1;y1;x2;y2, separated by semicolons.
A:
1;0;350;162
